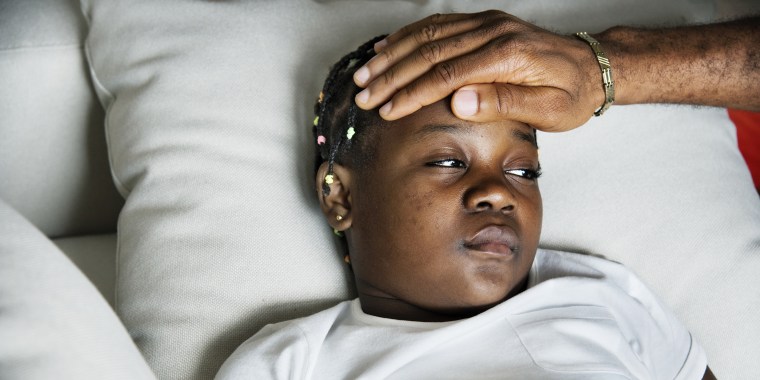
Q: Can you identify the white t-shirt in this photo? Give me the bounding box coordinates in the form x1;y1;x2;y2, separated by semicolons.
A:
216;250;707;379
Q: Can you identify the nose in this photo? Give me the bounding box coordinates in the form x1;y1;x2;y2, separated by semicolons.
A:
463;170;516;214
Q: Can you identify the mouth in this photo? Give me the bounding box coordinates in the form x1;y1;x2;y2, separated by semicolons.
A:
463;225;519;257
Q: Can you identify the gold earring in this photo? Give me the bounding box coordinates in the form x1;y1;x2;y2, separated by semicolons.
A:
336;214;344;221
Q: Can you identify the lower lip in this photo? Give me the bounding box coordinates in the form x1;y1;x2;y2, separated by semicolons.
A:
466;243;513;256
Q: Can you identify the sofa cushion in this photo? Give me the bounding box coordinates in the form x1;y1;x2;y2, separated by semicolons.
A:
0;0;123;238
53;234;117;308
81;0;760;379
0;200;153;380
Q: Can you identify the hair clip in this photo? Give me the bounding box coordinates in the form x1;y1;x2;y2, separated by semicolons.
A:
317;135;326;145
346;127;355;140
324;174;334;185
333;228;344;237
318;91;324;103
313;116;319;126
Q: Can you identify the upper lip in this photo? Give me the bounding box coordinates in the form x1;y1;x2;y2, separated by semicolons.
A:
463;225;519;255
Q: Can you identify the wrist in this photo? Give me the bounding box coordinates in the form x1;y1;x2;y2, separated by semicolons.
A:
592;27;637;105
567;34;608;117
575;32;615;116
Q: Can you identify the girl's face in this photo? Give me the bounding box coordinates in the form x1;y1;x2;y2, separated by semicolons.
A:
323;100;542;322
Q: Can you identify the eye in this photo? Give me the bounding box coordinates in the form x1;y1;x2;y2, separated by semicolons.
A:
427;158;466;168
505;168;542;180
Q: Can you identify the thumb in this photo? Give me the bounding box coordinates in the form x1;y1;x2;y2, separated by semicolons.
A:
451;84;588;132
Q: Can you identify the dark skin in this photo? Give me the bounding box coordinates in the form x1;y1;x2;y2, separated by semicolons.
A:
315;99;716;377
353;10;760;132
316;99;542;322
349;10;729;377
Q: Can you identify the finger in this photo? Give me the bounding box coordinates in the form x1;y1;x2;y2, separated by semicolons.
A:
354;15;487;90
375;47;505;120
378;13;478;51
356;31;495;110
451;84;588;132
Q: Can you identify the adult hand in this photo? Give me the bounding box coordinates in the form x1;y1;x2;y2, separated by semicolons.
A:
352;10;604;132
355;11;760;132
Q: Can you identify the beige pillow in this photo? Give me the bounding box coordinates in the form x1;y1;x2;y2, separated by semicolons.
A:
0;0;122;238
0;199;154;379
82;0;760;378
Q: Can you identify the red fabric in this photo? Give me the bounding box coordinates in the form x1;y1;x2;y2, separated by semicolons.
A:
728;108;760;190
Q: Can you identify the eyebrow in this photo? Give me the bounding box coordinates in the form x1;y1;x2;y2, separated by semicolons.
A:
414;123;537;148
512;129;538;148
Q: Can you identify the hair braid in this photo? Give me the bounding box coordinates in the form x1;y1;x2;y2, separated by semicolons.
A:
313;35;387;195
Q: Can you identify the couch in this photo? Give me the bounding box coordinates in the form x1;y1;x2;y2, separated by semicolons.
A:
1;0;759;379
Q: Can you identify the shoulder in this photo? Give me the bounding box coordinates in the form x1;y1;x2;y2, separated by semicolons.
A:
523;249;707;379
215;300;353;379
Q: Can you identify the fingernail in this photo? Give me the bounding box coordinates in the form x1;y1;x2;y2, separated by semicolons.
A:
356;89;370;104
354;67;370;85
374;39;387;51
453;90;478;116
379;101;393;117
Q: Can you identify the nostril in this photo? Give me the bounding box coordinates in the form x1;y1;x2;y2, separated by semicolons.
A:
502;204;515;213
476;201;492;211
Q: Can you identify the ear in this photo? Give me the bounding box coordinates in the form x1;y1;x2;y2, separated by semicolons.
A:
315;162;353;232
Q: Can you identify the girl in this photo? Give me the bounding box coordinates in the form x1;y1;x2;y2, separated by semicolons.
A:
216;36;710;379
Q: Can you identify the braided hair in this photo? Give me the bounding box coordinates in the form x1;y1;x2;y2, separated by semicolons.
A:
313;35;387;196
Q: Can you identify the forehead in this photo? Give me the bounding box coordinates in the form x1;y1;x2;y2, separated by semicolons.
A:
377;99;535;147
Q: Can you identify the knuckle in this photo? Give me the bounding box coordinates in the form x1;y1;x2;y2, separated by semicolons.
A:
493;35;518;55
432;61;457;87
486;12;524;36
398;85;427;111
376;49;394;65
494;86;515;116
418;42;442;65
492;36;527;68
379;67;399;90
416;22;440;44
481;9;505;19
429;13;445;24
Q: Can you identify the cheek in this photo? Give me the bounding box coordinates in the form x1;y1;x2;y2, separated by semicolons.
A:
522;188;543;246
353;181;448;256
404;188;437;227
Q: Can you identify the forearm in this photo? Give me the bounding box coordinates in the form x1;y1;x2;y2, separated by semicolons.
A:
595;16;760;110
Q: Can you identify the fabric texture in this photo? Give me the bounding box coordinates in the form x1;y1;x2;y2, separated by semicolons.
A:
80;0;760;378
216;250;707;380
0;200;154;380
0;0;123;238
53;234;118;307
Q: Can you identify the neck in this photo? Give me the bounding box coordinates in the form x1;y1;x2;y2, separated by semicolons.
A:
357;277;528;322
358;294;464;322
